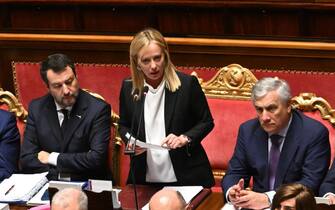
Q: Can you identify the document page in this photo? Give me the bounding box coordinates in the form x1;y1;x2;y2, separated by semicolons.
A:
315;196;330;204
126;133;169;151
27;183;50;206
0;172;48;203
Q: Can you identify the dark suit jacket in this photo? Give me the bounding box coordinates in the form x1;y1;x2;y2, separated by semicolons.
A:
0;110;20;181
319;159;335;196
119;72;215;188
20;89;111;181
222;110;330;195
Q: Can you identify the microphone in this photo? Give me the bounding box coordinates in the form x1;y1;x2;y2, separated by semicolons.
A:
124;86;149;154
132;88;140;101
134;86;149;144
124;88;140;155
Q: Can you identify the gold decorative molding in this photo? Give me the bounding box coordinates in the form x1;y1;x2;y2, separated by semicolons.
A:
199;64;258;99
0;88;28;122
11;61;20;100
291;92;335;126
213;170;225;180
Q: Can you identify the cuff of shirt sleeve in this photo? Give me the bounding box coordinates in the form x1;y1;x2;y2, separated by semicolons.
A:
48;152;59;166
225;187;233;204
264;190;276;206
324;192;335;198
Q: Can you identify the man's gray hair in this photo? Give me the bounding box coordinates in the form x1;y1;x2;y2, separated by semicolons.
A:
78;190;88;210
251;77;291;104
52;188;88;210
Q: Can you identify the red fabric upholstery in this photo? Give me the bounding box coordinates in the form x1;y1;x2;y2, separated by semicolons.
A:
253;70;335;108
13;62;48;110
303;112;335;164
13;63;131;113
202;99;256;187
76;64;130;114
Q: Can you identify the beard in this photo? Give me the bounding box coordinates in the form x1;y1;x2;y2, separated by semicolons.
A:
56;91;79;107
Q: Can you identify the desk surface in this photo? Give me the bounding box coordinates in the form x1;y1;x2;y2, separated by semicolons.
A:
10;185;224;210
9;186;335;210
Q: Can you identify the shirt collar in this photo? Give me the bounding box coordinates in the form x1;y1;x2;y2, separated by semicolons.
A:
144;79;166;94
55;100;73;112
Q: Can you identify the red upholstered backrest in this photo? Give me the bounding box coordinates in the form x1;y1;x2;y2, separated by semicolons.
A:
13;62;48;110
253;70;335;108
202;99;256;188
76;64;130;114
304;112;335;162
0;104;9;112
203;99;255;170
13;62;131;113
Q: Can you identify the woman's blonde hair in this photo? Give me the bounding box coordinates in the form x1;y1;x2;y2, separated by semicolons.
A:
129;28;181;97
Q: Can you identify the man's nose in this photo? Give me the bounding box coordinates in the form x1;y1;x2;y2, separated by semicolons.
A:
62;84;70;95
260;110;271;122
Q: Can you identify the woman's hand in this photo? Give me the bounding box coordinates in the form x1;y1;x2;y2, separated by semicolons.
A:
161;134;189;149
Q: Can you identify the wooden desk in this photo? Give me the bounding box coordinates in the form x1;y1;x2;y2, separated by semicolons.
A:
9;186;334;210
197;191;224;210
10;185;223;210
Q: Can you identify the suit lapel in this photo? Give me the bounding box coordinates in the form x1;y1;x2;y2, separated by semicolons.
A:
164;87;178;133
62;90;87;151
45;95;63;143
274;111;300;188
254;128;270;190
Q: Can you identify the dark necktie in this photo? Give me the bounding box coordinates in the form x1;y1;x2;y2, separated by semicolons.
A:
60;109;69;136
268;134;283;190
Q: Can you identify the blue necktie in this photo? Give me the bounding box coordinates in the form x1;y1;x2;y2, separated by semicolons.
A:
268;134;282;190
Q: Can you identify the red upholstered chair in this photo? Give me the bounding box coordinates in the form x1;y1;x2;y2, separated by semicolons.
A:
291;93;335;163
0;88;27;143
195;64;335;192
12;62;130;186
192;64;258;192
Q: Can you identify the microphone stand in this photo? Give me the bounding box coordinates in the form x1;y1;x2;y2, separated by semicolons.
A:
124;87;148;210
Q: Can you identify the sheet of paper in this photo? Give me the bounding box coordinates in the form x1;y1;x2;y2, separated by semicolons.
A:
142;186;203;210
89;180;113;192
315;196;330;204
221;204;269;210
126;133;169;151
0;203;9;210
48;181;87;191
27;183;50;206
0;172;48;203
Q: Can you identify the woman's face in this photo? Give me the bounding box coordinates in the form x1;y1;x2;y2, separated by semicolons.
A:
137;42;165;88
276;198;296;210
